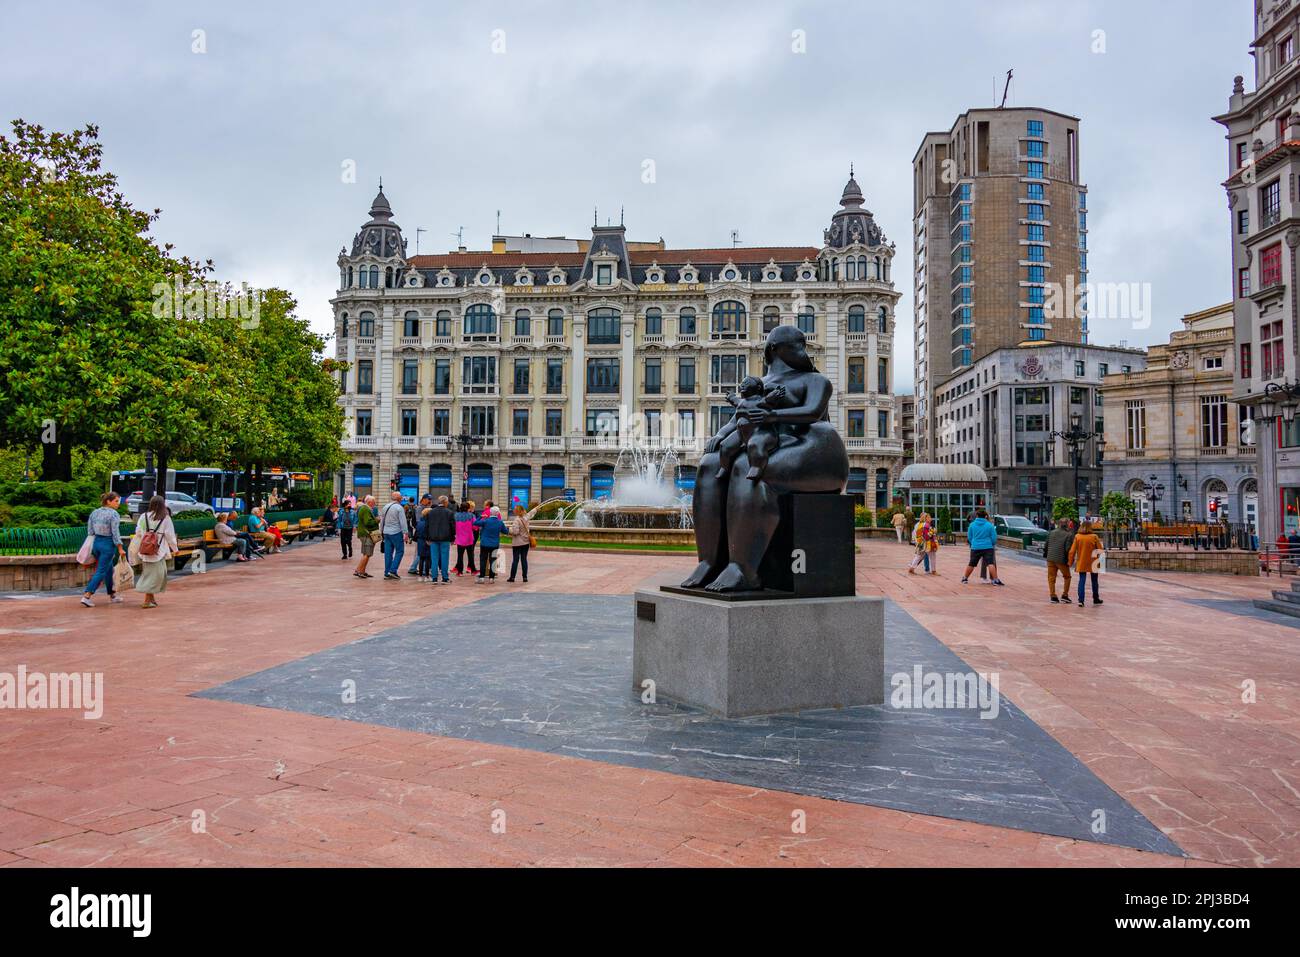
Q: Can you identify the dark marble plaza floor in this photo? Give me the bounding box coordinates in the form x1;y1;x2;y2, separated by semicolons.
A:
196;593;1181;855
1182;596;1300;629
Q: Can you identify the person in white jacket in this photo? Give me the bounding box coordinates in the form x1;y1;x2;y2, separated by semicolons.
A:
132;495;178;609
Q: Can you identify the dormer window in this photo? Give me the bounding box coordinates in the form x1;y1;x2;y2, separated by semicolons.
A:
477;270;493;285
515;269;534;286
597;264;612;285
722;268;738;281
549;270;566;285
681;265;698;283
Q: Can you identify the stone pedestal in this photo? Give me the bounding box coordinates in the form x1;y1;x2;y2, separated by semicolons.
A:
632;589;884;717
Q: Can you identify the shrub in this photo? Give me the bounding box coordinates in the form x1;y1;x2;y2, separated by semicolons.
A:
171;509;213;521
0;478;102;508
853;505;874;528
3;504;97;527
936;507;953;535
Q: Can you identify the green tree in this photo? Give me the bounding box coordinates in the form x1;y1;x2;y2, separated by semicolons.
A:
1100;491;1138;528
1051;497;1079;522
0;120;211;480
224;289;346;505
936;506;952;535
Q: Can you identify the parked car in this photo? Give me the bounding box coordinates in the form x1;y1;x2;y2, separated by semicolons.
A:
994;514;1048;545
123;490;214;516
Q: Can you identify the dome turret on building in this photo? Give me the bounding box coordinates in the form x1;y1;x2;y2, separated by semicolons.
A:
823;166;884;249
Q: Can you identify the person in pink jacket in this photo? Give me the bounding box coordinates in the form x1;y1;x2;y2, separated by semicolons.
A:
453;499;478;576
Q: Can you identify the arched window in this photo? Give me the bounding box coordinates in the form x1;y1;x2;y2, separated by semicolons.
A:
587;308;621;344
858;256;868;278
711;300;746;338
847;305;866;334
875;257;884;280
878;306;888;332
645;308;662;336
547;309;564;337
514;309;531;337
797;307;815;335
358;311;375;338
435;309;451;336
678;308;697;336
464;303;497;337
763;306;780;333
846;258;857;281
346;266;354;288
368;265;379;288
385;267;394;288
403;310;420;337
340;313;349;338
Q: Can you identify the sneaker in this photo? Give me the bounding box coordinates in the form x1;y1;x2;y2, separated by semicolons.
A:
441;578;451;584
1093;598;1104;605
109;595;124;604
80;596;94;608
506;578;516;583
960;577;968;584
993;580;1005;586
1060;595;1072;604
475;577;485;583
1050;596;1059;603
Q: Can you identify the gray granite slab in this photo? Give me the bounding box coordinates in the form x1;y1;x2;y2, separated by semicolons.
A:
196;593;1181;855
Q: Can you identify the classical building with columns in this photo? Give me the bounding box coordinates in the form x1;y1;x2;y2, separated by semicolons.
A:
330;175;904;508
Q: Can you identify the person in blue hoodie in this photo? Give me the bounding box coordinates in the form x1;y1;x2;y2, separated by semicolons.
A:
961;508;1004;585
474;506;509;583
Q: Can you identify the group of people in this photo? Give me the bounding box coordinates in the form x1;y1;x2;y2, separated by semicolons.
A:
211;506;283;560
898;507;1106;605
80;491;178;610
904;508;1005;586
337;491;534;585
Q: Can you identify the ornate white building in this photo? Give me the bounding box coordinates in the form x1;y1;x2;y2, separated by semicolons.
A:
330;175;904;507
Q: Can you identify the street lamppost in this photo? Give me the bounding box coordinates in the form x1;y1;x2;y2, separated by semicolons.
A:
1050;414;1097;517
444;431;486;502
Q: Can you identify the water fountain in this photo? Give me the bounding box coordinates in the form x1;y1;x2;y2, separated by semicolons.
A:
527;445;695;545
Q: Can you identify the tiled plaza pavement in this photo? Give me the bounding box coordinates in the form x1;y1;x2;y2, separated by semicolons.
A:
0;538;1295;867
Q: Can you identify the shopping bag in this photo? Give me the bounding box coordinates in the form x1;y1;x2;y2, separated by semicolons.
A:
76;536;95;567
113;560;135;592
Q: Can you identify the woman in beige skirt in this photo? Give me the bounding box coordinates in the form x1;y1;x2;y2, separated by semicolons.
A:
132;494;178;608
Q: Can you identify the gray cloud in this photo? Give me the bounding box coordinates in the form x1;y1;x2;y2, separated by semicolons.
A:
0;0;1253;390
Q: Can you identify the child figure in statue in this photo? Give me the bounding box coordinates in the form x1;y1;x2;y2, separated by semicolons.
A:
709;376;789;481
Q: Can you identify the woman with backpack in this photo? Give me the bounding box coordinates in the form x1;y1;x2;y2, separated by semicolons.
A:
132;494;177;609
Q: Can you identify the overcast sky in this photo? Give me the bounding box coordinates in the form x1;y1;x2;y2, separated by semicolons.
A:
1;0;1255;391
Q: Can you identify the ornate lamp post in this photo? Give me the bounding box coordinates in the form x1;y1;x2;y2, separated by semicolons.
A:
1050;414;1096;516
444;431;486;501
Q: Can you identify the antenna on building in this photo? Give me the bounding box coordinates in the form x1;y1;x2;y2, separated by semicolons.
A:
593;206;598;228
415;227;426;255
731;229;742;248
620;206;624;227
496;210;501;234
451;226;464;251
999;69;1013;108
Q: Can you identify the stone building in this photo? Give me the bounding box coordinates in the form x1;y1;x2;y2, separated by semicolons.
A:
1213;0;1300;542
912;107;1089;463
1101;303;1257;526
932;340;1146;523
330;176;904;508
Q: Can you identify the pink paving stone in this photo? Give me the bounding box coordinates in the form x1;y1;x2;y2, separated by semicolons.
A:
0;538;1297;866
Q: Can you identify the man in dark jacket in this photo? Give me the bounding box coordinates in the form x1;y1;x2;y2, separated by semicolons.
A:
1044;517;1076;604
423;495;456;584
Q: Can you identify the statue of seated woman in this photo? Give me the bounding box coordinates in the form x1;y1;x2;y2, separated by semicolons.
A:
681;325;849;592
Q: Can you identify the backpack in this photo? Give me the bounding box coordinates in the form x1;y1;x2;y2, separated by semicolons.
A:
138;515;164;557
